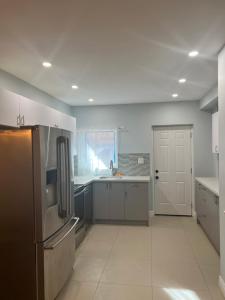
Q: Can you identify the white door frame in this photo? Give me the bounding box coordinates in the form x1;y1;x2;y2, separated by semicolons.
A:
151;124;194;216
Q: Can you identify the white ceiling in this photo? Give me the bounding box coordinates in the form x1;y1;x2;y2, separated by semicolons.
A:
0;0;224;106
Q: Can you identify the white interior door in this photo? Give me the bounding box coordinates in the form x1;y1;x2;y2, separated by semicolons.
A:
154;126;192;216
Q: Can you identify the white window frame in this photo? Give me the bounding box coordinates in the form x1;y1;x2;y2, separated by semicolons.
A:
77;129;118;176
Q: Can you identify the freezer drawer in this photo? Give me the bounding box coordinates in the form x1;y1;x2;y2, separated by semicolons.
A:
43;217;78;300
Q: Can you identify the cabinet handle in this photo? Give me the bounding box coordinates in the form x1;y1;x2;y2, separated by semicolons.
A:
16;115;20;126
21;115;25;126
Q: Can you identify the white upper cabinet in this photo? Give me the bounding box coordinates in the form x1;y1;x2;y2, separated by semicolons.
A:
20;96;76;132
59;112;76;132
212;111;219;153
19;95;61;128
0;89;20;127
0;88;76;132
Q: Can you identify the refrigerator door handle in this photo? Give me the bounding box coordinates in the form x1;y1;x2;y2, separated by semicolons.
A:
57;136;67;218
44;217;79;250
57;138;62;216
65;137;71;217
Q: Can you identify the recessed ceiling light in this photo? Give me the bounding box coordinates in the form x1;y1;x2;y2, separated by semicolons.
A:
188;51;199;57
172;93;178;98
88;98;94;102
72;85;79;89
179;78;186;83
42;61;52;68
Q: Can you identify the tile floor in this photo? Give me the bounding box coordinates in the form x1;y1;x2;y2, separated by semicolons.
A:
56;216;224;300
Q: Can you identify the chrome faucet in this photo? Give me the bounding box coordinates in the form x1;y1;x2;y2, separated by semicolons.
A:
109;160;114;175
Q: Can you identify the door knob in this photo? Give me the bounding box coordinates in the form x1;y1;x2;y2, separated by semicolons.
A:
155;176;159;180
155;170;159;173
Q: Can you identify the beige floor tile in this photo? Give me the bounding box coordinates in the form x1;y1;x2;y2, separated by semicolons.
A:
185;232;214;249
153;287;212;300
56;281;97;300
152;227;195;263
184;225;212;246
73;257;107;283
208;285;225;300
118;225;151;238
111;240;151;260
151;226;187;242
152;245;196;265
192;242;219;267
200;265;225;299
87;225;120;243
180;216;197;226
152;261;208;290
151;216;183;228
67;219;224;300
94;283;153;300
200;264;220;287
100;257;151;286
77;240;113;259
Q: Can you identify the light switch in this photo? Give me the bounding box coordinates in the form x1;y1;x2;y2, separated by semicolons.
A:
138;157;144;164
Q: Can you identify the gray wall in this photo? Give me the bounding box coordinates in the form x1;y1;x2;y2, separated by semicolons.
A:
72;101;214;178
218;47;225;287
0;69;72;115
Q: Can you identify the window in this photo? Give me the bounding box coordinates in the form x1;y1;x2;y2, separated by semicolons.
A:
77;129;118;176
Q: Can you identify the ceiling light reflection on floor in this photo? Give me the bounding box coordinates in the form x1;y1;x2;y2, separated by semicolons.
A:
163;288;201;300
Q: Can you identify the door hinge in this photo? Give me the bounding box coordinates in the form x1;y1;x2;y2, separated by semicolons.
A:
190;132;192;138
191;168;192;174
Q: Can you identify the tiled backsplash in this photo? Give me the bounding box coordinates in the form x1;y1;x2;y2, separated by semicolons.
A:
118;153;150;176
74;153;150;176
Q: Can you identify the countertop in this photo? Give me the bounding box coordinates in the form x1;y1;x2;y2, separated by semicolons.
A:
74;176;151;186
195;177;219;197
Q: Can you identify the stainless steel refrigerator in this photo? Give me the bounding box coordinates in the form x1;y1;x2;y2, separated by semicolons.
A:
0;126;78;300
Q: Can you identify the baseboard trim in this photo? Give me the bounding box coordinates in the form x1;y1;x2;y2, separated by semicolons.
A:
192;210;197;220
219;276;225;297
149;210;155;218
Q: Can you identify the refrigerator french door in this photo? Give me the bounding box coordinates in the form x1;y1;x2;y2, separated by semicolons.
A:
0;126;78;300
35;126;74;242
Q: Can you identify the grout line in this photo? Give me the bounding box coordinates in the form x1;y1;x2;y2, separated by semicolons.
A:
92;225;121;298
